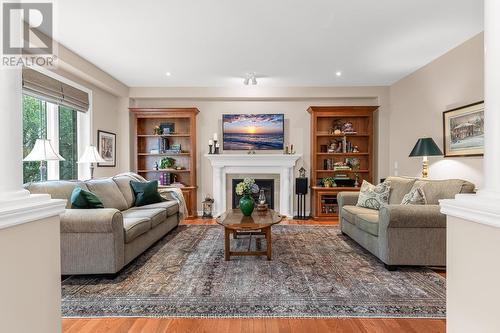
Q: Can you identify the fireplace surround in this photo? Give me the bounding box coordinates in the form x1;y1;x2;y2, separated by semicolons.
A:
205;154;301;217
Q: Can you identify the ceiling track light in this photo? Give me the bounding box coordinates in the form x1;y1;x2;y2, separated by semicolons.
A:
244;72;257;85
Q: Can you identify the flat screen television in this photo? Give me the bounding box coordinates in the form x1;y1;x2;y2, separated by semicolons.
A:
222;114;284;150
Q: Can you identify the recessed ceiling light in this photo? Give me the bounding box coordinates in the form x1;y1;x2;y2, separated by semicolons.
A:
165;72;172;76
335;71;342;77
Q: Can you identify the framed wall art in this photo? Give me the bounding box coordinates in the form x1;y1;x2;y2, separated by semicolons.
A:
443;101;484;157
97;130;116;167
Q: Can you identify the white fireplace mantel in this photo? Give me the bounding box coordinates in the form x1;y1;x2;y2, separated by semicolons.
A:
205;154;302;217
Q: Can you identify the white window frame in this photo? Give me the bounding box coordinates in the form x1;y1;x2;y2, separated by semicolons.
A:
30;66;93;180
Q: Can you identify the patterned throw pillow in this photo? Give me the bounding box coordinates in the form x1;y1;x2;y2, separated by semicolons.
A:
401;186;427;205
356;180;391;210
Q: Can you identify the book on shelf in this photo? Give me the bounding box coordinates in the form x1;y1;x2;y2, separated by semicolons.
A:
333;166;352;171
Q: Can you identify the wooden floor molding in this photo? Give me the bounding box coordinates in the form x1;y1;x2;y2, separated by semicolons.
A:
62;218;446;333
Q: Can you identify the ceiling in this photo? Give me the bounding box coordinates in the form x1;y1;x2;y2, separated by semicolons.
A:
54;0;483;87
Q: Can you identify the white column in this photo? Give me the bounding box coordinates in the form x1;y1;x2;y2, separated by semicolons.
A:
280;167;290;216
0;67;29;200
481;0;500;197
212;166;224;216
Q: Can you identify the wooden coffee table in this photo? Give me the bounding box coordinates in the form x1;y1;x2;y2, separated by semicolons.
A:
216;209;284;261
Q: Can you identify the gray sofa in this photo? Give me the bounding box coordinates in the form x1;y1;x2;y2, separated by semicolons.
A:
338;176;474;270
24;173;180;275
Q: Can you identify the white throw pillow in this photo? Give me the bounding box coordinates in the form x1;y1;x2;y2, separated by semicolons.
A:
401;186;427;205
356;180;391;210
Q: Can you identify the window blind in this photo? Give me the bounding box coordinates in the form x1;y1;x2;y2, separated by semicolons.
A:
22;68;89;113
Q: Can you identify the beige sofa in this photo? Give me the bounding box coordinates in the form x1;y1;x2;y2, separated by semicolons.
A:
24;173;180;275
338;176;474;270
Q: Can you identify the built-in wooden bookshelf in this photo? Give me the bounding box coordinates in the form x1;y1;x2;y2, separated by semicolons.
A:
307;106;378;220
130;108;199;218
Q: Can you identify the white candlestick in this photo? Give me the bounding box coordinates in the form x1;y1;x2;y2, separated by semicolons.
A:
213;133;218;141
208;139;213;145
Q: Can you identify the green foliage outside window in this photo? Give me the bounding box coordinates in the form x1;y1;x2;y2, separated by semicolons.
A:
22;95;79;183
23;95;46;183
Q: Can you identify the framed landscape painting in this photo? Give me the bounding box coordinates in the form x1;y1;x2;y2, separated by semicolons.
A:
97;130;116;167
222;114;284;150
443;101;484;157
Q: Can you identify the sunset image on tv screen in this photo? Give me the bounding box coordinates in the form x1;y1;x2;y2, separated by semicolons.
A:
223;114;284;150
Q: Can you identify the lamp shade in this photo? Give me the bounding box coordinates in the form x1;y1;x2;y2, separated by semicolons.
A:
409;138;443;157
78;145;106;163
23;139;65;161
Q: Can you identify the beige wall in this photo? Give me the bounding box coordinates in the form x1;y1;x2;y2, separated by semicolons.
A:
0;216;61;333
389;33;484;188
47;42;131;179
129;86;390;212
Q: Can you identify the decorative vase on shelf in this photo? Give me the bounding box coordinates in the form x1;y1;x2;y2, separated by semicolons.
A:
239;194;255;216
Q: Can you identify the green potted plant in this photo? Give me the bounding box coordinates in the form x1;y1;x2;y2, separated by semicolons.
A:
160;157;176;169
322;177;336;188
235;177;260;216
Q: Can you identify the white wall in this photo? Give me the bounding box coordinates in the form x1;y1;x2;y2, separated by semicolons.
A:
129;86;390;211
389;33;484;188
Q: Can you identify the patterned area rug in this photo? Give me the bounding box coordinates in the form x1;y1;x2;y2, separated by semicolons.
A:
62;225;446;318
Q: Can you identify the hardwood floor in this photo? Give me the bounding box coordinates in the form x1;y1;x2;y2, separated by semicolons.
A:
62;217;446;333
62;317;446;333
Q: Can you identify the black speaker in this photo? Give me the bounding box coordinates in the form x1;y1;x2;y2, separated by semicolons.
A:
296;178;308;195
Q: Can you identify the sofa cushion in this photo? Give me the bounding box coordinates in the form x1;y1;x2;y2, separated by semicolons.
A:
401;186;427;205
355;213;379;236
85;178;129;211
131;201;179;217
385;176;417;204
112;175;137;209
123;208;166;228
130;180;164;207
70;187;104;209
356;180;391;210
24;180;88;208
342;205;379;223
123;217;151;243
413;179;475;204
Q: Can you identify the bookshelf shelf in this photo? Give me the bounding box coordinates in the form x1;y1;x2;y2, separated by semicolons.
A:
308;106;378;220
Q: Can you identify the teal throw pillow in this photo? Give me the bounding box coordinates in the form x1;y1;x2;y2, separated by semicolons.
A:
130;180;164;207
70;187;104;209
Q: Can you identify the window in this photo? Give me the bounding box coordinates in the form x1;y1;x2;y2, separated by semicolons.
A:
22;95;79;183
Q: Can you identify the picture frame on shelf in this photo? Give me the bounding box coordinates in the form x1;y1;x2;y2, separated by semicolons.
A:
443;101;484;157
97;130;116;167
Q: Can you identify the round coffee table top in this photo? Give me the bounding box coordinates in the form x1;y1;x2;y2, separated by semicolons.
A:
216;209;284;230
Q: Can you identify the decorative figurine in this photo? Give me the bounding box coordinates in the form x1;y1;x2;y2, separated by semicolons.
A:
298;167;306;178
153;125;162;135
342;121;356;134
352;145;360;153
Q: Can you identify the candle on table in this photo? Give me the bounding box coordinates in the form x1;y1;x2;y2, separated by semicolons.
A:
215;143;220;148
209;139;213;145
213;133;218;141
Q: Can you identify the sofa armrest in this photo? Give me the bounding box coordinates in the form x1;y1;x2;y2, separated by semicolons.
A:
337;191;360;208
60;208;123;233
379;205;445;229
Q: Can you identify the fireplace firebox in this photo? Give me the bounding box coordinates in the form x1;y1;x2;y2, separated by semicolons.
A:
232;179;274;209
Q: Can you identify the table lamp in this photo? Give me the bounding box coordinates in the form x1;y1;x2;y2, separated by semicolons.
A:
78;145;106;179
409;138;443;178
23;139;65;181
